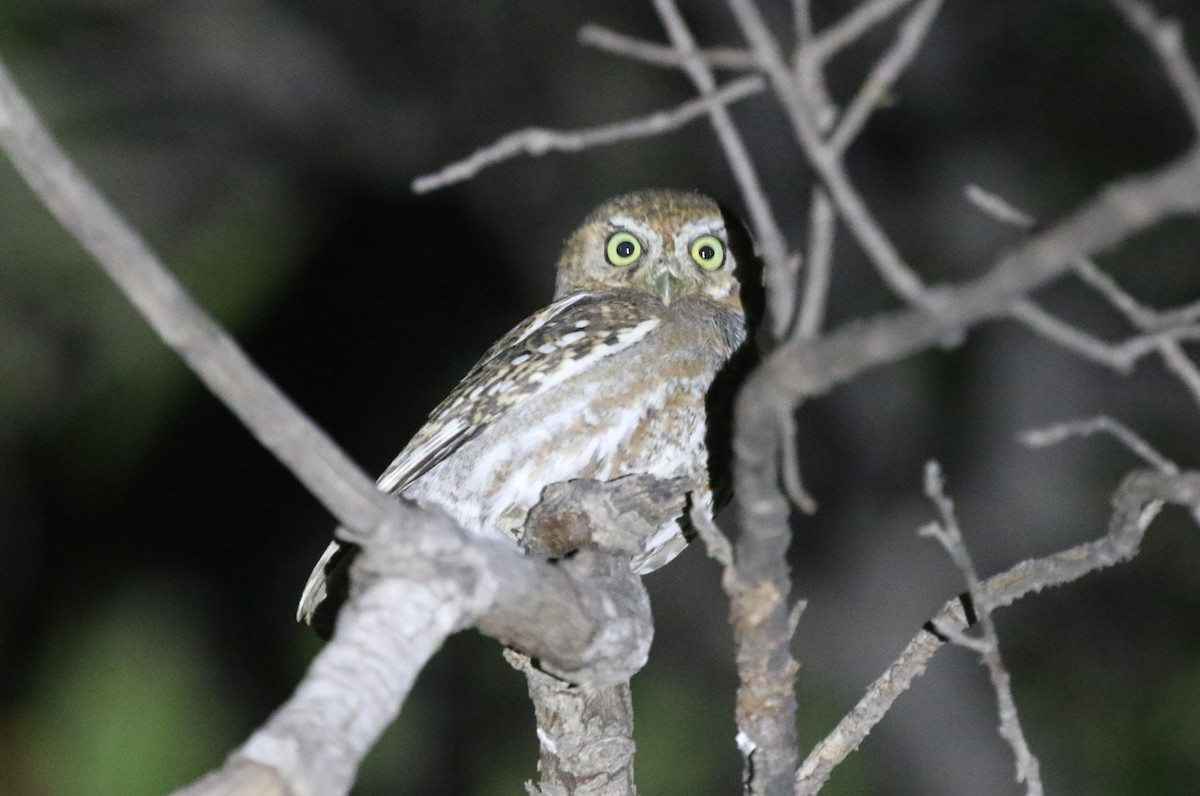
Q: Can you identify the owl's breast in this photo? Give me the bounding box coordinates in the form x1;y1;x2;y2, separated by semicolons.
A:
401;317;731;547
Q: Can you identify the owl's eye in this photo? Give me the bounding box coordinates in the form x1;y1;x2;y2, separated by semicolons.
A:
690;235;725;270
605;231;643;267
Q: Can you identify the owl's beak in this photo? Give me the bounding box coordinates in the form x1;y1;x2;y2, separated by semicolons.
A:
654;271;683;307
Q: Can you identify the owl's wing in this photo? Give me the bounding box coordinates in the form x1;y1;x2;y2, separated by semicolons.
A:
375;290;661;495
298;290;663;632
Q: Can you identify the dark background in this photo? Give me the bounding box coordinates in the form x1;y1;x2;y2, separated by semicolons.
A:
3;1;1200;794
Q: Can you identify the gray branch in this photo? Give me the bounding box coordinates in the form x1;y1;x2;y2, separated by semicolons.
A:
411;76;766;194
0;52;390;543
0;45;671;796
174;479;672;796
797;467;1200;793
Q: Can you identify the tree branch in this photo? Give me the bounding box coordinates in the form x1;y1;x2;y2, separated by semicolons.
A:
801;0;916;69
411;75;765;194
967;180;1200;408
797;467;1200;793
650;0;793;336
173;478;668;796
754;148;1200;408
826;0;944;156
728;0;943;308
0;45;676;796
0;52;391;545
510;652;638;796
919;462;1043;796
578;24;759;70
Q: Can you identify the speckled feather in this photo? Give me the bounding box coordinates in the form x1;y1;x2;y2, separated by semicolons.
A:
376;293;668;496
298;189;759;633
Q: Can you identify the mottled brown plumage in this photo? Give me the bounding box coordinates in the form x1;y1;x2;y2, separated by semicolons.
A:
298;189;760;635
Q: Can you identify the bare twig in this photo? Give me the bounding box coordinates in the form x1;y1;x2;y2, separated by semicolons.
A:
411;75;765;193
791;0;814;48
964;183;1036;230
1021;416;1200;525
1156;339;1200;410
691;502;735;571
778;405;818;513
1074;258;1200;411
791;0;837;133
968;181;1200;407
1010;299;1200;374
798;467;1200;793
1021;415;1179;474
578;24;758;70
828;0;944;155
1073;258;1200;410
919;462;1043;796
1072;257;1200;331
795;188;835;338
802;0;916;68
1112;0;1200;134
728;0;939;308
650;0;794;339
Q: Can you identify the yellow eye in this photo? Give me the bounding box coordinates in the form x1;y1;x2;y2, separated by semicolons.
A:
605;231;642;266
690;235;725;270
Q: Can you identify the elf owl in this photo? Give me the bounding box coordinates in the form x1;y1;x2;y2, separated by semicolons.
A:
298;189;762;635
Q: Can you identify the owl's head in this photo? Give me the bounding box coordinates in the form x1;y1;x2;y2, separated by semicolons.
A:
555;190;762;321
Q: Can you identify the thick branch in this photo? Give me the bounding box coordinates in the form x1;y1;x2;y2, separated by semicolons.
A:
0;48;670;796
729;142;1200;794
511;652;638;796
0;55;393;542
755;148;1200;408
175;479;667;796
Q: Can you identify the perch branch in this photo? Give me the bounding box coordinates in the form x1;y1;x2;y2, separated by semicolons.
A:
510;652;638;796
0;48;668;796
176;495;658;796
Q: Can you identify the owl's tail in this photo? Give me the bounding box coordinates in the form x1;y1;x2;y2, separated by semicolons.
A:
297;538;356;639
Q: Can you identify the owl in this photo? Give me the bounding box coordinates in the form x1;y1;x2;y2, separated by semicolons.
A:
298;189;762;636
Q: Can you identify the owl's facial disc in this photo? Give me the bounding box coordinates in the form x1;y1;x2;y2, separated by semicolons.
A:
554;190;749;308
